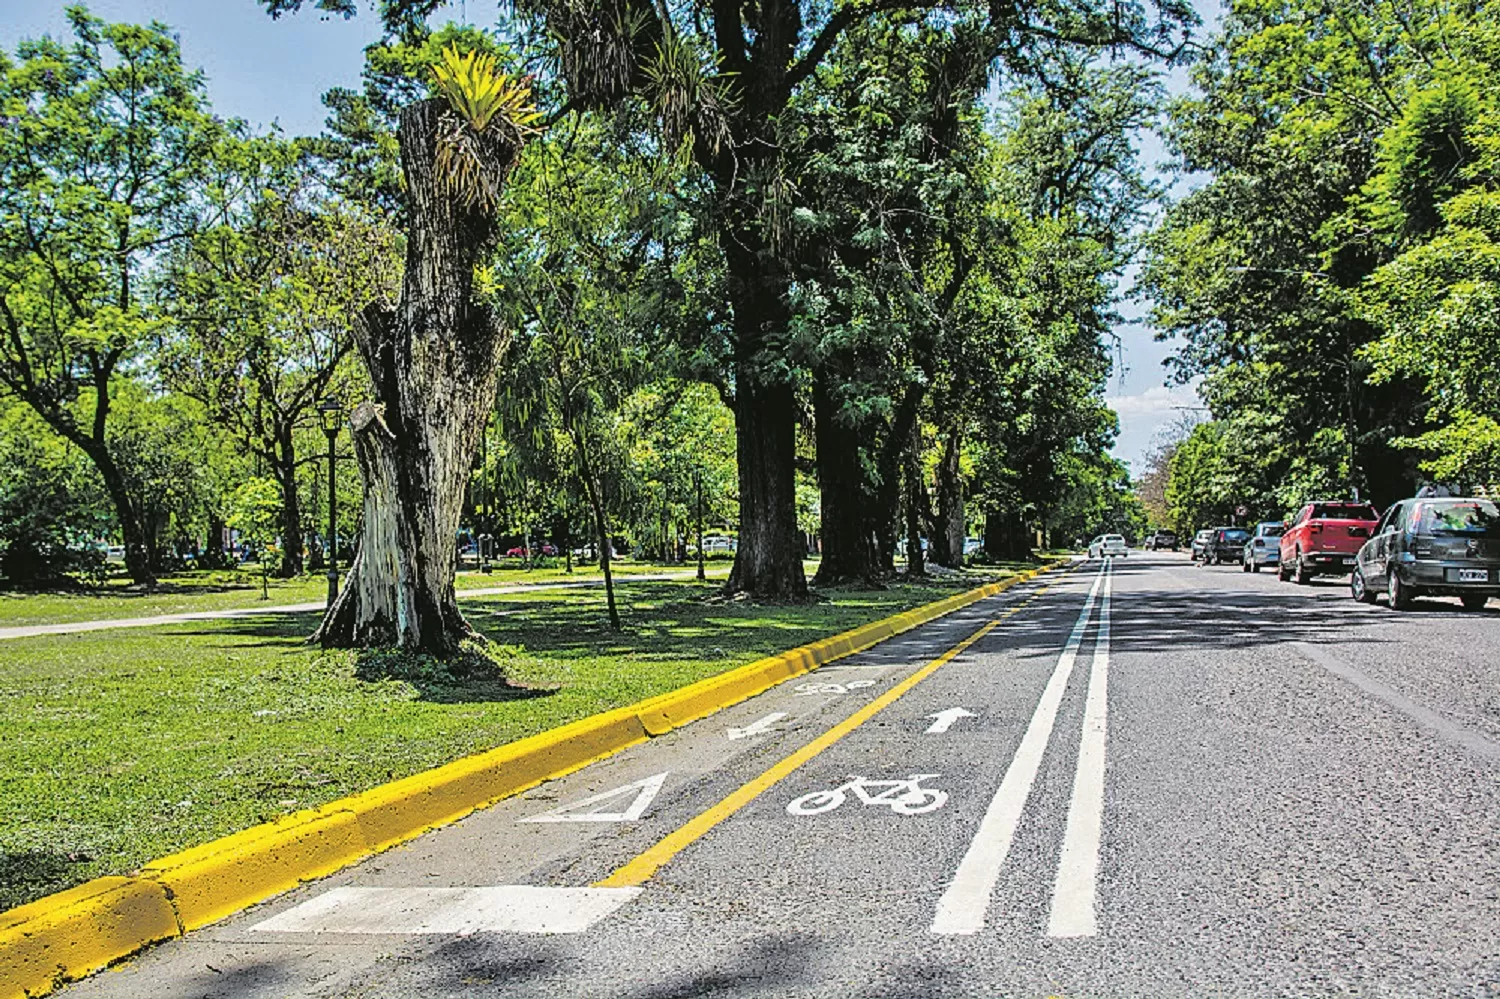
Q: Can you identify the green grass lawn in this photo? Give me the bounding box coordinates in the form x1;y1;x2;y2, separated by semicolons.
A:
0;567;1026;911
0;559;735;628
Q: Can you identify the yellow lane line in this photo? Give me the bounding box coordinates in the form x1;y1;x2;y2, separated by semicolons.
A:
595;584;1052;889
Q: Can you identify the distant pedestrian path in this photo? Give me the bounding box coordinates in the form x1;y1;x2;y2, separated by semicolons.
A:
0;570;714;641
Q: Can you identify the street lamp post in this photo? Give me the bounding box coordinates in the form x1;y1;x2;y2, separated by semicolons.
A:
317;399;343;609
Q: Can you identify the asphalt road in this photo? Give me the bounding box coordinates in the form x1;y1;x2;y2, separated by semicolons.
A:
63;552;1500;998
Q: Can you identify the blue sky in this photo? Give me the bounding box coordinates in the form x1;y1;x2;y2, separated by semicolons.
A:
1;0;1215;473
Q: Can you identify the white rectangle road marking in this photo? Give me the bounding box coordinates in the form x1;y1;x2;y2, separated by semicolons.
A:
250;885;642;935
930;562;1106;936
1049;559;1112;937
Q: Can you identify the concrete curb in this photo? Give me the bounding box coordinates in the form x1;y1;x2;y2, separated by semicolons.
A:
0;561;1064;998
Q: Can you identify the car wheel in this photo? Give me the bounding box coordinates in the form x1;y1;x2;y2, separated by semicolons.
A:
1277;560;1291;582
1252;561;1262;573
1460;594;1489;611
1351;566;1376;604
1293;552;1312;585
1242;557;1251;573
1387;569;1413;610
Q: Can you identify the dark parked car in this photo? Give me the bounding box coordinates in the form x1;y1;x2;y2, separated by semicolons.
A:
1203;527;1250;565
1145;530;1178;551
1352;497;1500;610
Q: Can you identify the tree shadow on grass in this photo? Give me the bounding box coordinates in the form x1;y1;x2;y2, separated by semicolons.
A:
350;646;560;705
0;848;93;911
460;577;980;667
177;577;982;690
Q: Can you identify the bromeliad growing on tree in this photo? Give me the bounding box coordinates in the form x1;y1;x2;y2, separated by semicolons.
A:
311;48;540;653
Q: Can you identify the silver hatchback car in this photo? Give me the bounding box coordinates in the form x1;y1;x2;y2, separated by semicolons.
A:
1242;521;1285;572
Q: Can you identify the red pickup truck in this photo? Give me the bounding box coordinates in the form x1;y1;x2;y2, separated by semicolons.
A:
1278;500;1380;583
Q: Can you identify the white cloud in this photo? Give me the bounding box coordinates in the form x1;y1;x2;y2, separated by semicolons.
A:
1105;384;1201;416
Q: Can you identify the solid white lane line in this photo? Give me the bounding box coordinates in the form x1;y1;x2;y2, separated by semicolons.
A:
1048;558;1112;937
250;885;642;935
930;563;1105;936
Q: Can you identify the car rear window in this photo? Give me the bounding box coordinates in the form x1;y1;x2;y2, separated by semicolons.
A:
1413;500;1500;535
1104;535;1124;542
1219;529;1249;541
1311;503;1378;521
1259;524;1284;537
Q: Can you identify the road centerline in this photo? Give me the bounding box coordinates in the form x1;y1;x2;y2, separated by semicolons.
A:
1048;558;1113;937
930;561;1106;936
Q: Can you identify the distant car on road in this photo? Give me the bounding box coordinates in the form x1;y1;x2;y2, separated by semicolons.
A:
1190;529;1214;562
1087;534;1128;559
1351;497;1500;610
1203;527;1249;565
1144;530;1178;551
1241;521;1285;573
1279;500;1379;583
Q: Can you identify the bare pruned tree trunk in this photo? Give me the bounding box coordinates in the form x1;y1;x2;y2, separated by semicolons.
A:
312;99;518;654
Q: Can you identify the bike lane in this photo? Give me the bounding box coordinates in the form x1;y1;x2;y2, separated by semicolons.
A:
59;564;1099;999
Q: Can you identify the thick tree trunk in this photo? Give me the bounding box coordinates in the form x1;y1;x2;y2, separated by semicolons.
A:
983;509;1033;562
903;428;926;578
312;100;515;654
931;427;964;569
200;509;228;569
725;376;807;599
87;446;155;586
812;371;878;586
873;384;927;575
721;244;807;600
275;439;303;578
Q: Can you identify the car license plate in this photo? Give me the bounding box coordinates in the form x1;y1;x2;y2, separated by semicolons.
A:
1458;569;1489;583
1342;556;1356;565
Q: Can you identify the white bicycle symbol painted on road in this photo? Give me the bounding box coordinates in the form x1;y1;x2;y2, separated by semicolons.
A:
786;774;948;816
792;680;876;696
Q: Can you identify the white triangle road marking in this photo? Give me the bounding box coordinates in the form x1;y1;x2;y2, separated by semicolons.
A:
518;772;668;823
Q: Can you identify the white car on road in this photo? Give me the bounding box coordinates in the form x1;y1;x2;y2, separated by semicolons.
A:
1088;534;1128;559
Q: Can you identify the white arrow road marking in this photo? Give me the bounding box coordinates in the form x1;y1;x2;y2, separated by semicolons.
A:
250;885;641;935
925;707;976;734
728;711;789;740
930;562;1106;936
518;772;667;823
1049;559;1112;937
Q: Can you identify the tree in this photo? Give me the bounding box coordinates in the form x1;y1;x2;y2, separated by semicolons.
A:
227;477;282;599
310;48;540;652
0;8;223;585
0;397;110;585
160;139;399;576
264;0;1196;601
495;113;730;627
1139;0;1453;510
1356;18;1500;487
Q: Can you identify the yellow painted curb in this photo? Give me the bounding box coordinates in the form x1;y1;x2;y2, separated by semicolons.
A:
0;878;178;999
0;560;1066;999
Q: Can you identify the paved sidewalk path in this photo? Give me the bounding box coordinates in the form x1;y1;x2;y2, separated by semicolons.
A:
0;570;721;641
